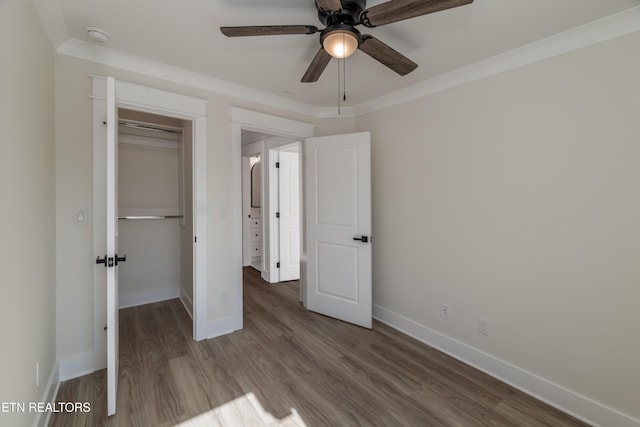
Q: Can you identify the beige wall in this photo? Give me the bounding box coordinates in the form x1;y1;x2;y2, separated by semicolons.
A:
0;1;56;426
356;32;640;420
118;139;181;299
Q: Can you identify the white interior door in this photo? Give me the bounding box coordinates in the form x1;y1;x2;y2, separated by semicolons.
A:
305;132;372;328
279;150;301;281
106;77;119;416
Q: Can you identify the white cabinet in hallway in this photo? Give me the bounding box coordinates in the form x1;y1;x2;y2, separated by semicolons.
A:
250;216;262;270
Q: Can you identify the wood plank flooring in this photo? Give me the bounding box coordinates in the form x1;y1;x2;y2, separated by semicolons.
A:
50;268;587;426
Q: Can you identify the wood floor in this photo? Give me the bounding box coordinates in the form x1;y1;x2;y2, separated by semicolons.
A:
50;268;587;427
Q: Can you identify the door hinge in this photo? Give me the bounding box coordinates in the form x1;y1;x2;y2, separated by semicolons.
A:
276;212;280;218
275;162;280;168
276;262;280;268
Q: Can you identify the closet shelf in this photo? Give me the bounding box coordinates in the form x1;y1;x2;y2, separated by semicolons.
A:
118;215;183;220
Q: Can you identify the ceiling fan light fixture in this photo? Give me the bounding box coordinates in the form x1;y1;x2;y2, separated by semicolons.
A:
322;30;359;59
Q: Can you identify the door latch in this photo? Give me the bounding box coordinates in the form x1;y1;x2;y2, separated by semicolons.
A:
96;254;108;267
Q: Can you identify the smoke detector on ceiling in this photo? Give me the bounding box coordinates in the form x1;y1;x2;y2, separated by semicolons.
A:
86;27;111;43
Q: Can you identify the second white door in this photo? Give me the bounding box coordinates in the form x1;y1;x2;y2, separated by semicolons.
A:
278;150;301;281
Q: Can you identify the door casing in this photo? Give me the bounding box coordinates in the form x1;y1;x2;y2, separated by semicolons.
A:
231;108;315;312
92;77;209;382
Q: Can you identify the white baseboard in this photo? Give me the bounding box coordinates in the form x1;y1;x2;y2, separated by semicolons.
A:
198;315;241;342
179;287;193;319
33;363;60;427
372;304;640;427
58;351;96;382
119;285;179;309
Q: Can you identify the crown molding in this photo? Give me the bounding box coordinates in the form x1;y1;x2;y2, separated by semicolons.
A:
58;38;329;118
53;6;639;120
351;6;640;116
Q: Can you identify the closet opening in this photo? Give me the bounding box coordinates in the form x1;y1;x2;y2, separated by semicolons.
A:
117;108;194;326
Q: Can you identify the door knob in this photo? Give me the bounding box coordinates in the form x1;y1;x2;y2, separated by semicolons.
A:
96;254;108;267
115;253;127;265
353;236;369;243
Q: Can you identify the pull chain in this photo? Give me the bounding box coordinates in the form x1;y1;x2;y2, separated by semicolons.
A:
337;56;341;115
343;54;347;102
342;32;347;103
337;32;349;115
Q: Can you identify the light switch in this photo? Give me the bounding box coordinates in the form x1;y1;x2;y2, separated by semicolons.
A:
74;208;88;225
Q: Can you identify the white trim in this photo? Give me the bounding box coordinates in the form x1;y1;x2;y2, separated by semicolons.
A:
119;286;180;309
116;80;207;118
33;363;60;427
180;287;194;319
373;304;640;427
352;6;640;116
56;8;639;118
200;315;241;340
58;351;96;382
231;122;245;333
59;39;323;117
231;108;315;138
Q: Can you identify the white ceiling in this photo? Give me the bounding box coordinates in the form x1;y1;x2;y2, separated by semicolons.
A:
39;0;640;109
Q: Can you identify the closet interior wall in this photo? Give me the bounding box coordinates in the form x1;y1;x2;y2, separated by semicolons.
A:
117;109;193;314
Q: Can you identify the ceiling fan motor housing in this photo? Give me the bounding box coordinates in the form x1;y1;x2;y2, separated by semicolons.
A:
317;0;366;26
320;23;362;47
222;0;474;81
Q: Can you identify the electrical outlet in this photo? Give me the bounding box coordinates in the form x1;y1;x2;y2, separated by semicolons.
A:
440;304;449;320
221;291;229;304
478;317;489;336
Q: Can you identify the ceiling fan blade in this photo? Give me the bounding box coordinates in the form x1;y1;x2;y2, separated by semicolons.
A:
301;48;332;82
220;25;318;37
316;0;343;12
360;0;473;27
359;35;417;76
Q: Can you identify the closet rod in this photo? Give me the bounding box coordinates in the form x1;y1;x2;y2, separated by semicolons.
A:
118;215;183;220
118;121;183;135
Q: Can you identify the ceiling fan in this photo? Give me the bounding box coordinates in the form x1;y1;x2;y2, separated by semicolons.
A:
220;0;473;83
